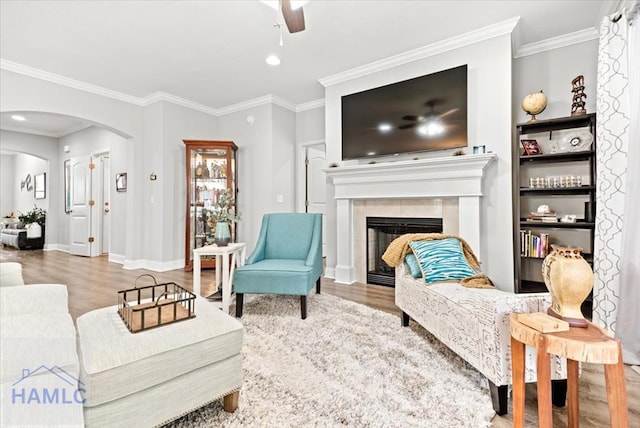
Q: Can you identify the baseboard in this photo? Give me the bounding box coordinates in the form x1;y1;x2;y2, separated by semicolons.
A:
122;258;184;272
43;244;69;252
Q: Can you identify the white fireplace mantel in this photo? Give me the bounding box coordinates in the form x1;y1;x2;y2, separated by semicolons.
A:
325;153;497;284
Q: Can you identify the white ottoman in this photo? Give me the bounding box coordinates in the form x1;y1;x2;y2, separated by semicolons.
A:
76;296;243;427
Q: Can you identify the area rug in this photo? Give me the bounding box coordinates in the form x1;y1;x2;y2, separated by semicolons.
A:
165;293;496;427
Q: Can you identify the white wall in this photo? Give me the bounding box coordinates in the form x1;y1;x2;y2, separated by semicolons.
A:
12;153;49;219
272;105;296;212
513;40;598;121
0;154;15;217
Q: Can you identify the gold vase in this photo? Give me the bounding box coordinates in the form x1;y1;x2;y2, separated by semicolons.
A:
541;245;593;328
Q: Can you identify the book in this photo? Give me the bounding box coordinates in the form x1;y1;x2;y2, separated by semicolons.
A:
517;312;570;333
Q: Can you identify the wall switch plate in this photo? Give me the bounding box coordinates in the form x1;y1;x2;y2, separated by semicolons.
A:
276;194;284;203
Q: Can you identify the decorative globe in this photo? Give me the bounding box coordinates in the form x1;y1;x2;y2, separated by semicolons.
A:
521;90;548;122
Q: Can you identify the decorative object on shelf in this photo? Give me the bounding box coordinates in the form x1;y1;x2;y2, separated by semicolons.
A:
452;149;465;156
560;130;593;152
521;90;547;122
559;214;577;223
116;173;127;192
521;139;542;155
570;75;587;116
214;221;231;247
473;145;486;154
542;245;593;328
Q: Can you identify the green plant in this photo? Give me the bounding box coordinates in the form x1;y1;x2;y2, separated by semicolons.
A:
18;206;47;226
204;189;240;223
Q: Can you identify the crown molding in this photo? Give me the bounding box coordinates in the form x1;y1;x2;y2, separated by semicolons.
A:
296;98;325;112
216;94;297;115
141;91;219;116
1;59;143;105
319;17;520;88
514;27;599;58
0;124;60;138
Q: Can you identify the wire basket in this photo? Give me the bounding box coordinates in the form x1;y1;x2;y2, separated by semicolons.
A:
117;274;196;333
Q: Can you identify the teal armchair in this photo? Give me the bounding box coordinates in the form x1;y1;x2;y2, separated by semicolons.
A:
233;213;323;319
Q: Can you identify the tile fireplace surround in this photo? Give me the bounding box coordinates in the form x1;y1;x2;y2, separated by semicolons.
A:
325;153;497;284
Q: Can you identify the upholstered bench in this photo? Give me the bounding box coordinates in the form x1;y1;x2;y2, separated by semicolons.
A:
76;296;243;427
395;263;567;415
1;227;44;250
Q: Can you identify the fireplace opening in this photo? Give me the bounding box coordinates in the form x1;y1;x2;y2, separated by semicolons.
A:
367;217;443;287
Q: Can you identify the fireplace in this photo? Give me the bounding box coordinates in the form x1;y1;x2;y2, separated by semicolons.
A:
367;217;443;286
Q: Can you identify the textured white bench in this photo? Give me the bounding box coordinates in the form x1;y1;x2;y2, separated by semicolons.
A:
395;263;567;415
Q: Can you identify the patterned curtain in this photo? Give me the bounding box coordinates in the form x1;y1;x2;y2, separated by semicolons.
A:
594;10;640;365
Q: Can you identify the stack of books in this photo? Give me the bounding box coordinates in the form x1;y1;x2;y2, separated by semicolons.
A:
520;231;551;258
527;211;558;223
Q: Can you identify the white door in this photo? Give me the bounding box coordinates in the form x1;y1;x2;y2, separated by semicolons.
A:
101;156;111;254
306;145;327;255
69;156;93;256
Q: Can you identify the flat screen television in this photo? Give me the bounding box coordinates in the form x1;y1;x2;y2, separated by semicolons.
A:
341;64;468;160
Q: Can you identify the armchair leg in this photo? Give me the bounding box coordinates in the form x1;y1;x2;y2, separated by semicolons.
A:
316;277;321;294
236;293;244;318
301;295;307;320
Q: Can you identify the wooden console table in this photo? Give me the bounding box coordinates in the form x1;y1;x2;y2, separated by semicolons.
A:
510;312;628;428
193;243;246;314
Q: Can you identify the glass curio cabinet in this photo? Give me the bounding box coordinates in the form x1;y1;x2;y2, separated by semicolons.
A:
183;140;238;270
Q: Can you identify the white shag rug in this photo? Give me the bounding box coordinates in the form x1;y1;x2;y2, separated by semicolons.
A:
165;293;496;427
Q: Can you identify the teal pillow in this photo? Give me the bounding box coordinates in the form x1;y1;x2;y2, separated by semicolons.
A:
409;238;475;283
404;253;422;278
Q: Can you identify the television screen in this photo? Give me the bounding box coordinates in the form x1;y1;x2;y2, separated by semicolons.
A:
341;65;468;160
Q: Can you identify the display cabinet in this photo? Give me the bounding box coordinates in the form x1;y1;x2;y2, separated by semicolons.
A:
184;140;238;271
513;114;596;314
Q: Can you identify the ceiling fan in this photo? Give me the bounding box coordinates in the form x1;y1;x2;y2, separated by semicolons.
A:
263;0;307;34
397;100;458;131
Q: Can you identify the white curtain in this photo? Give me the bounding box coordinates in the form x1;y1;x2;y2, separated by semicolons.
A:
594;7;640;365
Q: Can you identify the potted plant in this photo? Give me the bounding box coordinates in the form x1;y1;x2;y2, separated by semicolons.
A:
18;206;47;227
203;189;240;246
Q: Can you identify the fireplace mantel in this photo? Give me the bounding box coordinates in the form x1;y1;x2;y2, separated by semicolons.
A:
325;153;497;284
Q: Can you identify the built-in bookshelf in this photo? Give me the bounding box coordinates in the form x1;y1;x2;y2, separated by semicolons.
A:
513;113;596;318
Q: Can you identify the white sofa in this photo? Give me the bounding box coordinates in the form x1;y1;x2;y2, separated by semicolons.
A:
395;263;567;415
0;266;84;427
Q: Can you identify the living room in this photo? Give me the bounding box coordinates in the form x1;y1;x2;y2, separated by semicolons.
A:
1;1;639;427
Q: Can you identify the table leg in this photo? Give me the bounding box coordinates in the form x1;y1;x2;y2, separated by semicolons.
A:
511;336;526;428
215;254;222;293
193;253;202;296
567;359;579;428
604;342;629;428
536;334;553;428
222;252;230;314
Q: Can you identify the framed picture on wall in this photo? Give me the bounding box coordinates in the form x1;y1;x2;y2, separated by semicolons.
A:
34;173;46;199
64;160;71;213
116;173;127;192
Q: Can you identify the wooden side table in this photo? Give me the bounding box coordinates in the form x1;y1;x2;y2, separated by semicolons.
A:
509;312;628;428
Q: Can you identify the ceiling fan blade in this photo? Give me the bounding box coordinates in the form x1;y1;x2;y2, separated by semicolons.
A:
401;115;420;122
398;123;418;130
438;108;459;118
281;0;305;33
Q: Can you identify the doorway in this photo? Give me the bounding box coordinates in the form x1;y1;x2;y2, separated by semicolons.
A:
297;141;327;255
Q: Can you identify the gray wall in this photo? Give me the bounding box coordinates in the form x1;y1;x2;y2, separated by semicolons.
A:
0;154;16;218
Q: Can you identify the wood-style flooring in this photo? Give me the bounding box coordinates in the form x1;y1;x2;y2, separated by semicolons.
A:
2;247;638;427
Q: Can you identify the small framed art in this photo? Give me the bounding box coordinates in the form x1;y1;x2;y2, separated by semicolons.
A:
521;139;543;156
34;173;46;199
116;173;127;192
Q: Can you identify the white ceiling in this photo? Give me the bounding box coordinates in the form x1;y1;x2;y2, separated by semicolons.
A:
0;0;620;137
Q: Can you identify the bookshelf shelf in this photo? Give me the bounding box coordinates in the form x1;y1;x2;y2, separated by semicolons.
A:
513;114;596;308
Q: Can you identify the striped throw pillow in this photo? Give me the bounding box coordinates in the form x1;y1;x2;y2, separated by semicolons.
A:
409;238;475;283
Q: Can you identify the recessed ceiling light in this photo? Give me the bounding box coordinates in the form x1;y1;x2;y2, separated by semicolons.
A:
11;115;26;121
266;55;281;66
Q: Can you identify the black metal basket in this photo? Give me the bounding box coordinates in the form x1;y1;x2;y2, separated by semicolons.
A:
117;274;196;333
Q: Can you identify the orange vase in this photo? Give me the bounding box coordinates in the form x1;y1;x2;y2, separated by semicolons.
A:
541;245;593;328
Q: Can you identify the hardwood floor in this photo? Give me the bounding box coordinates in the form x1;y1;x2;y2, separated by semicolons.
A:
2;247;638;427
